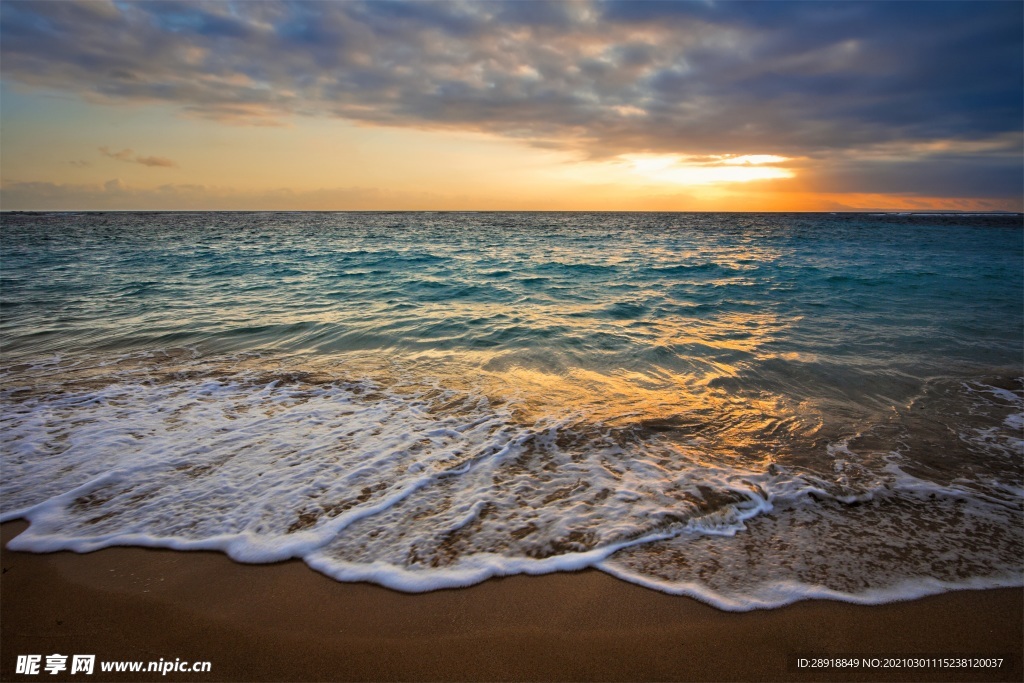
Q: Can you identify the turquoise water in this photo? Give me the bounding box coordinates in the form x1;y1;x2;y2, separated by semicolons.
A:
2;212;1022;608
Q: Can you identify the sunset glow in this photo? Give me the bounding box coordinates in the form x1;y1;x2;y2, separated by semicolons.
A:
620;154;796;186
0;1;1020;211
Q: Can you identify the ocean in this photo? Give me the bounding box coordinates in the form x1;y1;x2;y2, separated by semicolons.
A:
1;211;1021;610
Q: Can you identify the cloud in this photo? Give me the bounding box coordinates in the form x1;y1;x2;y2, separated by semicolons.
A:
1;1;1020;200
809;154;1024;199
99;146;134;162
99;146;177;167
135;155;177;168
0;178;494;211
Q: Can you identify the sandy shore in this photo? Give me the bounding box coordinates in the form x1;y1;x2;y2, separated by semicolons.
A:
1;521;1020;682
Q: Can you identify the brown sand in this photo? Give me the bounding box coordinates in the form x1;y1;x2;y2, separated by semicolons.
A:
1;520;1021;682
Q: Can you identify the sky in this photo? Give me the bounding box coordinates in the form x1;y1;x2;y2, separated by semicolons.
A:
1;0;1021;212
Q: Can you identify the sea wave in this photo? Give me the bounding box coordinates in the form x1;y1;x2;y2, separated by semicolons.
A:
3;357;1020;610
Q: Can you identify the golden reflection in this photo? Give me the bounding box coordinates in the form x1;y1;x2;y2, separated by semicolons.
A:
465;304;784;417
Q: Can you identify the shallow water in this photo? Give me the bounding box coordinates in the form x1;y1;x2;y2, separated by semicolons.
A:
2;211;1021;609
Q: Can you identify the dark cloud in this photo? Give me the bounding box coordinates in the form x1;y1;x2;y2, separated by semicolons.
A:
136;1;255;39
1;1;1020;198
811;155;1024;199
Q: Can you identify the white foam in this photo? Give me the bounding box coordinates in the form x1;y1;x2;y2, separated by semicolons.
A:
599;487;1024;611
3;370;1021;609
597;563;1024;612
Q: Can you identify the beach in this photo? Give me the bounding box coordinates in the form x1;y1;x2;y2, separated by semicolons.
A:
3;521;1021;682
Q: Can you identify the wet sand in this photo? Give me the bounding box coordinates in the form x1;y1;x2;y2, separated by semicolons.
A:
2;521;1020;682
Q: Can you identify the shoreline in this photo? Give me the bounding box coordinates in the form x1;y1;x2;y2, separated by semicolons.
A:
2;521;1022;682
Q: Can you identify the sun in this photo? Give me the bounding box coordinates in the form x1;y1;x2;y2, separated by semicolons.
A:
621;153;795;186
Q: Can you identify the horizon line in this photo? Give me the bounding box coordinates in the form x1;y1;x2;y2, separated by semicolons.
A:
3;209;1022;215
